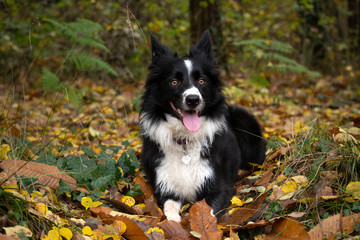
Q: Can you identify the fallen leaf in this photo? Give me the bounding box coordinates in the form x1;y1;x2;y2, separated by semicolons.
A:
189;199;222;240
0;159;77;190
346;181;360;199
285;212;306;219
266;218;309;239
81;197;103;210
308;213;360;240
3;226;33;238
254;171;274;187
120;195;136;207
269;186;286;201
115;216;149;240
280;180;297;194
220;194;266;226
134;173;155;201
146;227;165;240
158;220;192;240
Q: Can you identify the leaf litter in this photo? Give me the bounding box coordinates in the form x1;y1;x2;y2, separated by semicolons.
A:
0;78;359;239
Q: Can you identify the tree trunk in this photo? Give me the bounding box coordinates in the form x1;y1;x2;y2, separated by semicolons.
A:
189;0;227;68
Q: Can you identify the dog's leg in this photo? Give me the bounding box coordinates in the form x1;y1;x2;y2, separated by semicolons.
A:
163;199;182;222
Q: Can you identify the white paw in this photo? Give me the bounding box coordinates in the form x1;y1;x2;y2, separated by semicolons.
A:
164;199;182;222
165;211;182;222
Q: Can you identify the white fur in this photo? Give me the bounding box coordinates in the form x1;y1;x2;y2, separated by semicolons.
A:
184;59;193;78
140;113;227;201
183;86;201;98
164;200;182;222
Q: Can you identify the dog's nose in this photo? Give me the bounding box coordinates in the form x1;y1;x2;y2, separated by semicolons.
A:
186;95;200;107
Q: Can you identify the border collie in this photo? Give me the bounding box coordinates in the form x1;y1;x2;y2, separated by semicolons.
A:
140;30;265;222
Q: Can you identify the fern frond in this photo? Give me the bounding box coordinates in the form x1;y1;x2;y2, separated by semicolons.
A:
41;68;62;92
46;18;109;52
75;37;109;53
69;52;118;77
263;52;299;66
271;64;321;78
235;39;294;54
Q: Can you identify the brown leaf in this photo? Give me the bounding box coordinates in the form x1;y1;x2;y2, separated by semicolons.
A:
143;200;163;218
115;216;150;240
0;159;76;190
189;199;222;240
255;171;274;187
158;220;192;240
103;197;143;215
0;233;22;240
266;218;309;240
308;213;360;240
220;193;267;226
134;173;156;202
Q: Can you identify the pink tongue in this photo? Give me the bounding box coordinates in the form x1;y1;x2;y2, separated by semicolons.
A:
182;112;201;132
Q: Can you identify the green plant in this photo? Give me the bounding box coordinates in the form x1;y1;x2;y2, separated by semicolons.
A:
234;38;321;88
40;18;119;108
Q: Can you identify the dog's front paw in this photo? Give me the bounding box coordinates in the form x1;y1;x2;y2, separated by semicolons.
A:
164;211;181;222
163;199;182;222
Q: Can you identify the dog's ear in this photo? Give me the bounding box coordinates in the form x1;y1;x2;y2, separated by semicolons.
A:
191;29;213;59
150;34;173;63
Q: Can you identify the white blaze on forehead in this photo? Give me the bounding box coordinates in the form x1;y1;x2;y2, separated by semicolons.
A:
184;59;193;78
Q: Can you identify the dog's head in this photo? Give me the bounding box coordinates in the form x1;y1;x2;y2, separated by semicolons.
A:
143;30;224;133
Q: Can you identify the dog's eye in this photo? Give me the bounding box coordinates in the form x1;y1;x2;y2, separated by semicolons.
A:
198;78;205;85
170;79;179;86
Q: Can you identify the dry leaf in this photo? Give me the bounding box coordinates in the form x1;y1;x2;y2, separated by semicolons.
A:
158;220;191;240
269;186;286;201
266;218;309;240
189;199;222;240
255;171;274;187
115;216;149;240
346;181;360;199
308;213;360;240
3;226;33;238
220;194;266;227
0;159;76;190
134;173;156;201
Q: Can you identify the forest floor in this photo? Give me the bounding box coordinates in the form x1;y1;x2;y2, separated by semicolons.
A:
0;75;359;240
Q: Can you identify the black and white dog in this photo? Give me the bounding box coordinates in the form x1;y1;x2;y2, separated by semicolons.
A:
140;30;265;222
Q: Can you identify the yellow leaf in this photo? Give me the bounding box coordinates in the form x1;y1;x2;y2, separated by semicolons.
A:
120;195;135;207
0;144;10;159
231;196;246;207
265;39;270;45
280;180;297;194
275;174;287;184
59;227;73;240
35;202;48;216
81;196;103;210
346;181;360;199
294;121;303;133
113;220;127;235
82;226;94;236
2;184;18;193
31;190;43;198
47;227;60;240
146;227;164;235
27;136;38;142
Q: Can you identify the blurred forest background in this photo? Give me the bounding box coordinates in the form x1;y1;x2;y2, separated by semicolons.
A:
1;0;360;93
1;1;360;239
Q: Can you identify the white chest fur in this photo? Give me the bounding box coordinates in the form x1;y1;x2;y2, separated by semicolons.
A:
140;113;227;201
155;140;213;201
